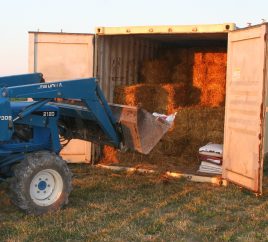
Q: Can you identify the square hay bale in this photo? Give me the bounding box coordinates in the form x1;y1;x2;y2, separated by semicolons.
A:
161;48;190;65
141;59;171;83
171;63;191;84
194;52;205;64
114;83;188;114
114;84;168;113
192;56;226;107
187;87;201;105
204;51;227;64
193;47;227;64
113;86;127;105
159;106;224;154
162;83;188;113
192;63;207;88
200;83;226;107
206;65;227;84
141;48;194;85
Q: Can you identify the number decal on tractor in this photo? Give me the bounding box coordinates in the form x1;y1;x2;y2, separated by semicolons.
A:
43;112;56;117
32;111;57;117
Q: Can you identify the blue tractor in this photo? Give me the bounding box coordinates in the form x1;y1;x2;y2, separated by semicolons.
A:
0;73;172;214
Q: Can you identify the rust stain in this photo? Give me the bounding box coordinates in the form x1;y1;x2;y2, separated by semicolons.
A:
257;102;264;194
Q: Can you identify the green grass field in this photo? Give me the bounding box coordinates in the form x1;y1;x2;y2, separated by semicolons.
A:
1;164;268;241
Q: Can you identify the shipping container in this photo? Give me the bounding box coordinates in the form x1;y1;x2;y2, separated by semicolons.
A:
28;23;268;193
28;32;94;163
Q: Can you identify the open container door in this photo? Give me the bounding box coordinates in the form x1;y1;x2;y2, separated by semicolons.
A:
223;24;268;193
28;32;95;163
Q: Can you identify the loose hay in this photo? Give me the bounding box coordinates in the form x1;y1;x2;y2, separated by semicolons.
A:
101;145;119;164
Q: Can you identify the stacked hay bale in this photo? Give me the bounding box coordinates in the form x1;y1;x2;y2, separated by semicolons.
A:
113;83;188;114
140;59;171;84
193;48;227;107
101;47;227;172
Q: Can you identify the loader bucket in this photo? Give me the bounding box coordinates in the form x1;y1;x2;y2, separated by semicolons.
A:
109;104;172;155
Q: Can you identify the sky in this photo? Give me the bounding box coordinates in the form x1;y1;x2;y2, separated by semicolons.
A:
0;0;267;76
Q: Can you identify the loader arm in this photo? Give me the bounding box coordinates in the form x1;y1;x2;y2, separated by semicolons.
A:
0;78;121;148
0;73;44;88
0;74;172;157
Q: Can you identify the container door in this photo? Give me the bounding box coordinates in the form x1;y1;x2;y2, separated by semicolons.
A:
223;24;267;193
29;32;95;163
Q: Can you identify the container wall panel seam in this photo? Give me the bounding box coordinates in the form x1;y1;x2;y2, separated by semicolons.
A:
97;35;162;101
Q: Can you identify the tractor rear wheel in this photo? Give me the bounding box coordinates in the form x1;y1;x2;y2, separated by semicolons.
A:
9;151;72;215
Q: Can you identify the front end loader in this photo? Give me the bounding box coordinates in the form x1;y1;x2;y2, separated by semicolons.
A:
0;73;173;214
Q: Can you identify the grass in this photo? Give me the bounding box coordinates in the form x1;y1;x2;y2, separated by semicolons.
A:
1;164;268;241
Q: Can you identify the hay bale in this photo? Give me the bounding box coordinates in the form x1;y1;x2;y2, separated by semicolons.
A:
113;86;127;105
141;59;171;83
204;51;227;64
140;48;193;85
171;63;191;84
200;83;225;107
207;131;224;144
114;84;168;113
166;107;224;143
194;52;205;64
206;65;226;84
192;63;207;88
192;53;226;107
162;83;188;113
133;84;169;112
187;87;201;105
162;48;190;65
193;47;227;64
114;83;188;114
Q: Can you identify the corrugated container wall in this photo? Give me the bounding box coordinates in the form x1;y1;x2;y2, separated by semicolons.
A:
95;36;160;102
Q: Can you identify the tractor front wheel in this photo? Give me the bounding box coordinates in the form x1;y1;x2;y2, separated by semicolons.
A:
9;151;72;215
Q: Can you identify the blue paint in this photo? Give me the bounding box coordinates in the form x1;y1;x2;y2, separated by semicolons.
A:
0;74;121;176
